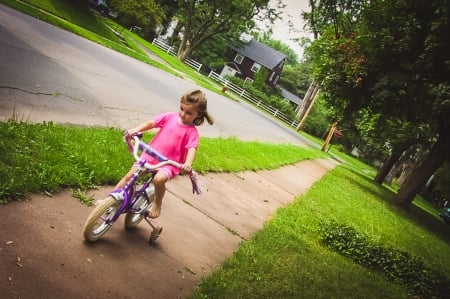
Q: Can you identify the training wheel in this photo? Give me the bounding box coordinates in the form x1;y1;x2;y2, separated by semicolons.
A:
149;226;163;244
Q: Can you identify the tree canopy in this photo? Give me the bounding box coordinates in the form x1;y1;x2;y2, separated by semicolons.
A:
110;0;164;36
170;0;280;60
304;0;450;208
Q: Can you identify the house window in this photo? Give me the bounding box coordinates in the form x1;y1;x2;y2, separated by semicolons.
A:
251;62;261;73
269;72;275;82
273;74;280;85
234;54;244;64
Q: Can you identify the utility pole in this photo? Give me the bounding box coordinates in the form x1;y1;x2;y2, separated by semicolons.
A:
296;81;319;131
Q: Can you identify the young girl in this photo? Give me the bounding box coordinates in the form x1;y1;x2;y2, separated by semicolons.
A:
113;89;214;218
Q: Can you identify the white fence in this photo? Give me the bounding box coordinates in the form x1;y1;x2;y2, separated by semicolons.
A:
151;38;299;128
151;38;202;72
208;71;300;128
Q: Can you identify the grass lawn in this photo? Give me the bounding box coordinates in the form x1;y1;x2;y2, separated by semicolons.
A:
189;166;450;299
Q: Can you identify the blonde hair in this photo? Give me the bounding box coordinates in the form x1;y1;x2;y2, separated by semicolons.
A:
180;89;214;126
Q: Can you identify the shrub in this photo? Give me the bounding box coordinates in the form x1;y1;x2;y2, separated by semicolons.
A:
319;221;450;298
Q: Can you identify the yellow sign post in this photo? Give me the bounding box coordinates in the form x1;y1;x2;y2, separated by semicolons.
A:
321;122;337;151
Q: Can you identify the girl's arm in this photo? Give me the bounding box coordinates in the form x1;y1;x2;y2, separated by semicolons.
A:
182;147;197;173
127;120;155;135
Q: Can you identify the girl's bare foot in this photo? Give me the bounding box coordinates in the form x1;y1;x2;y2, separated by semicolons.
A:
94;198;107;206
147;203;161;218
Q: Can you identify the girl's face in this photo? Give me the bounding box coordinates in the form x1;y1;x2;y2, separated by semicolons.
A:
179;103;199;125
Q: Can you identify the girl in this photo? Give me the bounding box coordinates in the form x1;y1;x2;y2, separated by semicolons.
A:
113;89;214;218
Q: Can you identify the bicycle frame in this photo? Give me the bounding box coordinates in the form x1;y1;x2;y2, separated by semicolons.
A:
107;159;154;223
103;134;180;224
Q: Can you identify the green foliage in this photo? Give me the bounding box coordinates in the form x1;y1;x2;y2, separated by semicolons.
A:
320;221;450;298
252;67;270;92
190;35;228;71
110;0;164;35
175;0;271;59
424;161;450;206
226;76;298;119
304;0;450;205
301;96;333;138
71;188;95;206
277;62;312;97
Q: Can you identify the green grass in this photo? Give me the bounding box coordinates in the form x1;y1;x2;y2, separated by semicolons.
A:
0;120;327;202
189;166;450;299
2;0;120;42
1;120;448;298
2;1;450;298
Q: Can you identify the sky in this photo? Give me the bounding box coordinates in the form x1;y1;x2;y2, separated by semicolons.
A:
259;0;312;58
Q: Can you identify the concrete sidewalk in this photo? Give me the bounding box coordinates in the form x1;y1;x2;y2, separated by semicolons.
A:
0;158;338;299
160;159;339;276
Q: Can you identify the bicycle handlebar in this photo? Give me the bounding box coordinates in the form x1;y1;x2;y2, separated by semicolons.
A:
125;132;182;170
124;131;203;195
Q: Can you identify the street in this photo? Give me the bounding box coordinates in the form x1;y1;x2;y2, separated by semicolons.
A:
0;3;309;146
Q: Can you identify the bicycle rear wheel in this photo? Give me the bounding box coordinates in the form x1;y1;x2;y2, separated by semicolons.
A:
124;193;153;229
83;196;120;242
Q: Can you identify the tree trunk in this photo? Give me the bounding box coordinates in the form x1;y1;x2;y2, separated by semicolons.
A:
386;145;417;185
178;33;189;61
297;81;319;121
168;22;183;46
375;143;415;185
394;134;450;209
384;159;402;184
374;152;401;184
397;160;414;187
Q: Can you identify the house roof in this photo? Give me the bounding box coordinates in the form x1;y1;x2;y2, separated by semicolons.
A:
280;87;303;105
231;39;286;70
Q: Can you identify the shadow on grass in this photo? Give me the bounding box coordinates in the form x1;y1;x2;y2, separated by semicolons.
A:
342;164;450;245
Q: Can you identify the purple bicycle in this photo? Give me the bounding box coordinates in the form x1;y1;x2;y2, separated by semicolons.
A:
83;133;201;244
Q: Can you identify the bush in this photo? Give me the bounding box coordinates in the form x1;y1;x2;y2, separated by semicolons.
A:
225;76;297;119
320;221;450;298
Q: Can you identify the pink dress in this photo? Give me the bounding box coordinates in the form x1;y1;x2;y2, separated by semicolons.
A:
142;112;199;178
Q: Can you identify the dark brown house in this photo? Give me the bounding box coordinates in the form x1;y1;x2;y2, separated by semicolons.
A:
220;39;286;89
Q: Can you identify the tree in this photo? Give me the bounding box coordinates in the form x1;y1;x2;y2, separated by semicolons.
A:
304;0;450;208
172;0;280;61
360;0;450;207
255;32;299;65
303;0;369;39
155;0;178;36
110;0;164;37
277;63;312;97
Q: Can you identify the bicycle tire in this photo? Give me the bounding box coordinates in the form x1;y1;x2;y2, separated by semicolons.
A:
83;196;120;242
124;193;153;229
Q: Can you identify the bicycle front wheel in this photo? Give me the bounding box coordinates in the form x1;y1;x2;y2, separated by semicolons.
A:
83;196;120;242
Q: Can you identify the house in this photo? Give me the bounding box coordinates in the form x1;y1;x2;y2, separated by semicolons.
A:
280;87;303;112
221;39;286;89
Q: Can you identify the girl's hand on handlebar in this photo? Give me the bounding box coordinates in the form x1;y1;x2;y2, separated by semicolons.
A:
181;164;192;174
124;130;142;142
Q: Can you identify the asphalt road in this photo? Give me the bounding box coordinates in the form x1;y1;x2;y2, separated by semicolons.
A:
0;4;311;146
